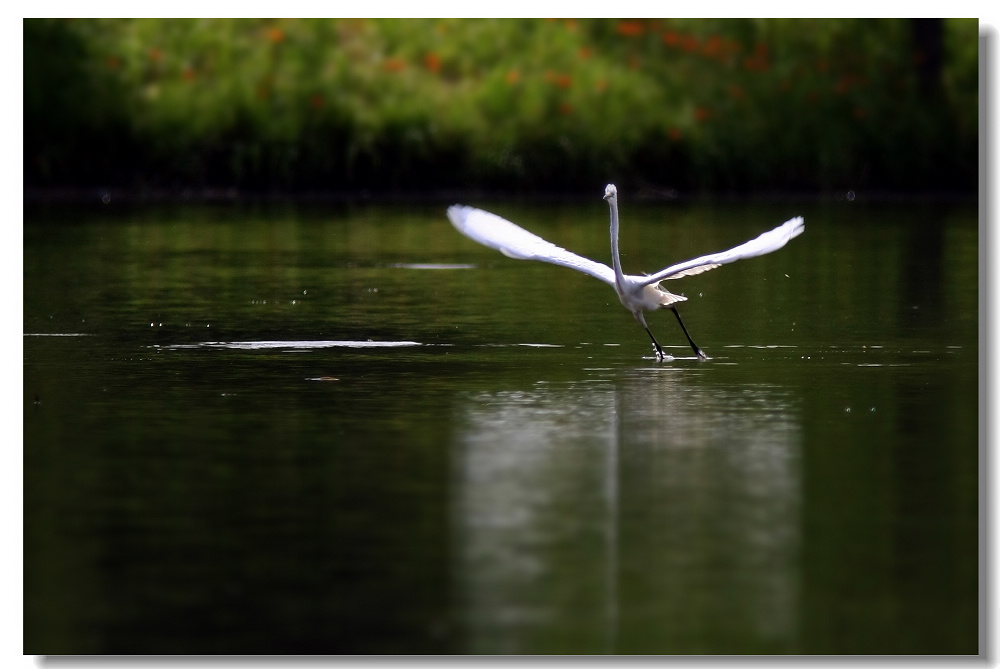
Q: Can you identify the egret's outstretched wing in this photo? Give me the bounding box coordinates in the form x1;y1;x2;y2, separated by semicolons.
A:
641;216;804;286
447;205;616;285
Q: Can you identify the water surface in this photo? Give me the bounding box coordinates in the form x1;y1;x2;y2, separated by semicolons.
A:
24;197;978;654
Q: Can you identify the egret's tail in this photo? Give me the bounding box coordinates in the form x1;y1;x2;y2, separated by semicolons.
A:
655;288;687;308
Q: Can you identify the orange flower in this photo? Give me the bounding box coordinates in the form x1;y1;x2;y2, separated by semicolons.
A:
149;47;163;62
545;71;572;88
425;52;441;73
663;31;679;46
729;85;745;100
835;74;863;95
506;69;521;84
743;55;770;72
618;21;644;37
694;106;710;122
595;78;608;92
267;28;285;44
107;56;121;69
681;35;698;52
558;102;574;115
182;66;196;81
579;47;593;59
383;58;406;72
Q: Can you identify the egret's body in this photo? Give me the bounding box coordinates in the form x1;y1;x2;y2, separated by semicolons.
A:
447;184;804;360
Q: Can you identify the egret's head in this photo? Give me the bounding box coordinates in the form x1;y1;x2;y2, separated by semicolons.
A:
603;184;617;201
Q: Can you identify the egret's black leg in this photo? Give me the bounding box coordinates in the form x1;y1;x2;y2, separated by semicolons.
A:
670;307;709;360
643;326;666;361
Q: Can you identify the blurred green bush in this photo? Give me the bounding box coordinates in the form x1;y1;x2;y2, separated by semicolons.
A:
24;18;978;194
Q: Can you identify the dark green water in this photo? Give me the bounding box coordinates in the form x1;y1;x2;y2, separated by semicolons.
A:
24;196;979;654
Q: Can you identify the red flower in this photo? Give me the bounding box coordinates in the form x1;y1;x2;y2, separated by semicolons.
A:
425;52;441;73
694;107;710;122
703;35;723;58
663;31;679;46
741;43;771;71
618;21;644;37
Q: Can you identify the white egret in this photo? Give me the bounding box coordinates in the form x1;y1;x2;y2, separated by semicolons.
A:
447;184;804;361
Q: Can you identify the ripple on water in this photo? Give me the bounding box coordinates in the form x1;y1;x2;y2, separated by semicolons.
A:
388;263;477;270
153;340;422;351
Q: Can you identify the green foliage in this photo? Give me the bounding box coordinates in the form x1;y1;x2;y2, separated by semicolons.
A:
23;18;978;193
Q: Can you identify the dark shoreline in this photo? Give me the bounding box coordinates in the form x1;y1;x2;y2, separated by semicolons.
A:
23;186;980;208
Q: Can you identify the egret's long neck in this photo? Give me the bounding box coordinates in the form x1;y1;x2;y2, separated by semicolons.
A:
608;197;627;288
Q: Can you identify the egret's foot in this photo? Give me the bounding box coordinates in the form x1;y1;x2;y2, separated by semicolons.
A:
695;349;710;361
